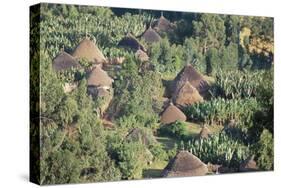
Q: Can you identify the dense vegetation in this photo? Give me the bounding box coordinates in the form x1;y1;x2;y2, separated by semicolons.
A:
30;3;274;184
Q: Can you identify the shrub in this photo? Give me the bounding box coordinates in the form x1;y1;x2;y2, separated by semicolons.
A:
158;121;188;140
186;132;250;168
253;129;274;170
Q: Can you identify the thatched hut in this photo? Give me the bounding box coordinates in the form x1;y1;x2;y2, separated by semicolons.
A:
198;126;211;139
152;15;174;33
87;65;114;87
52;51;81;71
72;38;106;64
141;26;161;43
172;81;203;107
125;128;157;146
135;49;149;62
162;150;208;177
239;156;259;172
173;64;209;96
118;33;146;52
160;103;187;124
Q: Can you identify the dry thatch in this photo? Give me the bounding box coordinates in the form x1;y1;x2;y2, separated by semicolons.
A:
239;156;259;172
118;33;146;52
87;65;113;87
152;15;174;33
52;51;81;71
125;128;157;146
162;150;208;177
173;64;209;96
135;49;149;62
72;38;106;64
141;27;161;43
172;81;203;107
160;103;186;124
198;126;211;139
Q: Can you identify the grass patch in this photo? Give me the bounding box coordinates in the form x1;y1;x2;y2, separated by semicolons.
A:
143;160;168;178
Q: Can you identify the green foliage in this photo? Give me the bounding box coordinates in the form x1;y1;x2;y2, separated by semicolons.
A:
253;129;274;170
158;121;188;140
149;38;185;77
186;132;250;168
33;4;274;184
184;98;260;128
41;149;82;184
211;69;263;99
116;142;151;179
148;144;168;161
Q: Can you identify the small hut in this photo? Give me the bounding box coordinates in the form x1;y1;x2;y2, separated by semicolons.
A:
239;156;259;172
152;15;174;33
87;65;114;87
72;38;106;64
118;33;146;52
172;81;203;107
198;126;211;139
141;26;162;43
135;49;149;62
173;64;209;96
162;150;208;177
52;51;81;71
125;128;157;146
160;103;187;124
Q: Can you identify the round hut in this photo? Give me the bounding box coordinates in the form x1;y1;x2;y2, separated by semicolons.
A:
160;103;187;124
118;33;146;52
141;26;161;43
135;49;149;62
87;65;114;87
172;81;203;107
52;51;81;71
72;38;106;64
173;64;209;96
125;128;157;146
152;15;174;33
162;150;208;177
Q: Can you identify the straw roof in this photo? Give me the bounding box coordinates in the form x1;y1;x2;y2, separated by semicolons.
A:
160;103;186;124
72;38;106;64
118;33;146;52
173;64;209;95
135;49;149;62
141;27;161;43
52;51;81;71
162;150;208;177
172;81;203;107
198;126;211;139
125;128;157;146
152;15;174;33
87;65;113;87
239;156;259;172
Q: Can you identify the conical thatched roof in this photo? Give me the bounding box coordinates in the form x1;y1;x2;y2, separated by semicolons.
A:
160;103;186;124
152;15;174;33
125;128;157;146
87;65;113;87
239;156;259;172
118;33;146;52
173;64;209;95
135;49;149;62
172;81;203;107
52;51;81;71
141;27;161;43
198;126;211;139
72;38;106;64
162;150;208;177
